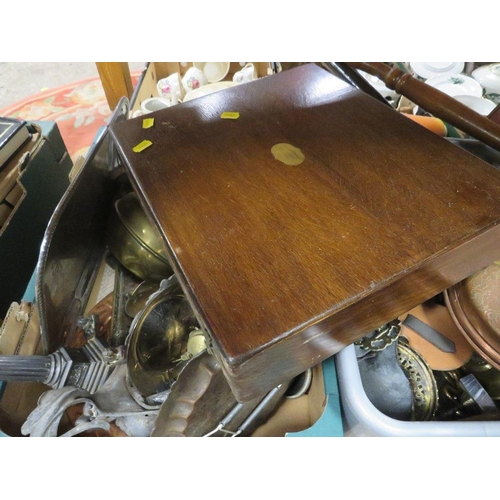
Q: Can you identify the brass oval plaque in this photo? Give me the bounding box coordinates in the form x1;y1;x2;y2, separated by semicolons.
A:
271;143;305;166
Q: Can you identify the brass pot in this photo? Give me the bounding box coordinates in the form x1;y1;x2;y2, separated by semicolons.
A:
107;192;173;282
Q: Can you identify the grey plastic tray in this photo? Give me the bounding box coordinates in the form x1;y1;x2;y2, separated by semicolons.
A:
336;344;500;437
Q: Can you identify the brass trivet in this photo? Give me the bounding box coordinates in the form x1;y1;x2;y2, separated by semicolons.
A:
397;340;438;421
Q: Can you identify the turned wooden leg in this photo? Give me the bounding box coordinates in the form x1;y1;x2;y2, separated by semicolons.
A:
96;62;133;111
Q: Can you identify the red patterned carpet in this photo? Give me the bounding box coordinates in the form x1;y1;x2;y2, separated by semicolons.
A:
0;72;141;161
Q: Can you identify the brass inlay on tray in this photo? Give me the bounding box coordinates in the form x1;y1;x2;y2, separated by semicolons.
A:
271;143;305;166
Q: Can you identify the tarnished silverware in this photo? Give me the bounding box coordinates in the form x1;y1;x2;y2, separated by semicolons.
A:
105;254;139;348
152;350;289;437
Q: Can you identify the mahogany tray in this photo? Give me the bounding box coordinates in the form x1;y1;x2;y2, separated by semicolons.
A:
110;64;500;402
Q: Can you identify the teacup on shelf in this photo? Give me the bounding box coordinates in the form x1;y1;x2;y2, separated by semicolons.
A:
157;72;184;105
233;63;258;84
141;97;171;114
181;66;209;94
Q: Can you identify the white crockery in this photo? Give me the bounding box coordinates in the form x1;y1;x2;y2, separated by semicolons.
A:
193;62;230;83
141;97;171;114
157;72;184;104
181;66;209;94
454;95;496;116
425;74;483;98
410;62;465;80
472;63;500;96
183;81;236;102
233;63;258;84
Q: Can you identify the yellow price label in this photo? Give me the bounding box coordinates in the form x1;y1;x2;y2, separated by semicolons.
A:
142;118;154;129
133;140;153;153
221;111;240;120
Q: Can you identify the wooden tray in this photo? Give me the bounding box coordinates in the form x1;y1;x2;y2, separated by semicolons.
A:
110;63;500;402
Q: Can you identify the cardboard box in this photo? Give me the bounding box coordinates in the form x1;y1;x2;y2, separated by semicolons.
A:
129;62;274;115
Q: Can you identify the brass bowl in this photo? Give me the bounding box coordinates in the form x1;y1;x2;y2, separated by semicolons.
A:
126;276;201;401
107;192;173;282
444;262;500;371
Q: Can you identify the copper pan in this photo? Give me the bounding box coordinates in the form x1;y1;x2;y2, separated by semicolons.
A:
444;262;500;370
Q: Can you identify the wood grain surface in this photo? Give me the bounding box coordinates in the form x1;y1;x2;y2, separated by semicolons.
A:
110;64;500;401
